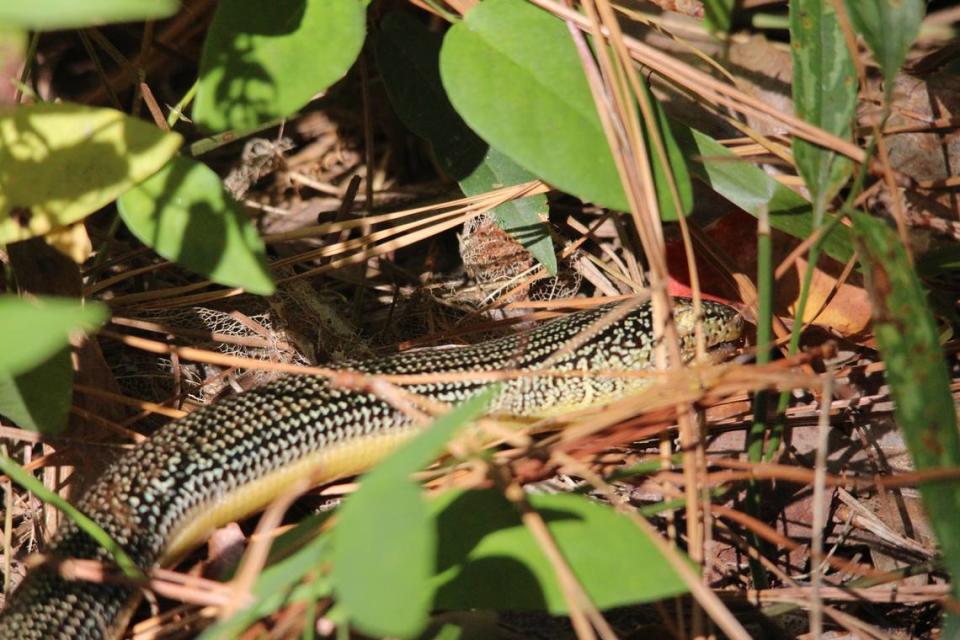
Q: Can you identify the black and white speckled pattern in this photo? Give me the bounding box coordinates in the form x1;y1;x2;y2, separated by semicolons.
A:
0;299;741;639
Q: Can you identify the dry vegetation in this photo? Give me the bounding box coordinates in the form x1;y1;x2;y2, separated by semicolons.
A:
2;1;960;639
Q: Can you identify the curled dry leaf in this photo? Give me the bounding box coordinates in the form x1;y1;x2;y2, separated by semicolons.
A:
667;210;872;338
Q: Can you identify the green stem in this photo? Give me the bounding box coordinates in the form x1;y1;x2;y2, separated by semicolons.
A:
167;80;198;128
745;206;773;589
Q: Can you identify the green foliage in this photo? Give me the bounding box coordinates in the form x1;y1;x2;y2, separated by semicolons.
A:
0;296;108;433
440;0;627;211
376;11;556;274
0;348;73;434
679;127;854;264
852;212;960;630
0;296;108;376
432;489;690;613
4;1;951;637
117;154;275;295
0;103;182;244
789;0;856;218
193;0;366;132
332;388;497;637
439;0;693;218
843;0;925;96
0;0;177;30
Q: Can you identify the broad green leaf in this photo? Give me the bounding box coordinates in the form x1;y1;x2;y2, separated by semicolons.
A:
0;295;109;376
440;0;625;211
332;389;497;638
0;348;72;433
375;12;556;274
432;490;689;613
676;125;854;264
440;0;690;218
852;211;960;631
117;155;275;295
790;0;856;218
0;103;182;243
194;0;366;132
0;0;177;30
843;0;924;96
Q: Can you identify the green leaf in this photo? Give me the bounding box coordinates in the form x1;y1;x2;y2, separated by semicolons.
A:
0;295;109;376
432;490;689;613
703;0;735;34
462;147;557;274
440;0;626;211
331;388;497;638
194;0;366;132
637;79;692;221
676;125;854;264
843;0;924;95
790;0;856;218
852;211;960;629
117;154;275;295
0;0;178;30
0;348;72;433
440;0;691;219
0;103;182;244
375;11;556;274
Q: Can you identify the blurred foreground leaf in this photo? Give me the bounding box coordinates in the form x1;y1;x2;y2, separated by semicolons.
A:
0;0;177;30
0;295;108;376
432;490;690;613
0;296;108;433
332;388;497;638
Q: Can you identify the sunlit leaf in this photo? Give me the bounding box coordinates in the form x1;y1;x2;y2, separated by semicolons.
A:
440;0;625;211
440;0;692;217
432;490;689;613
0;103;182;244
